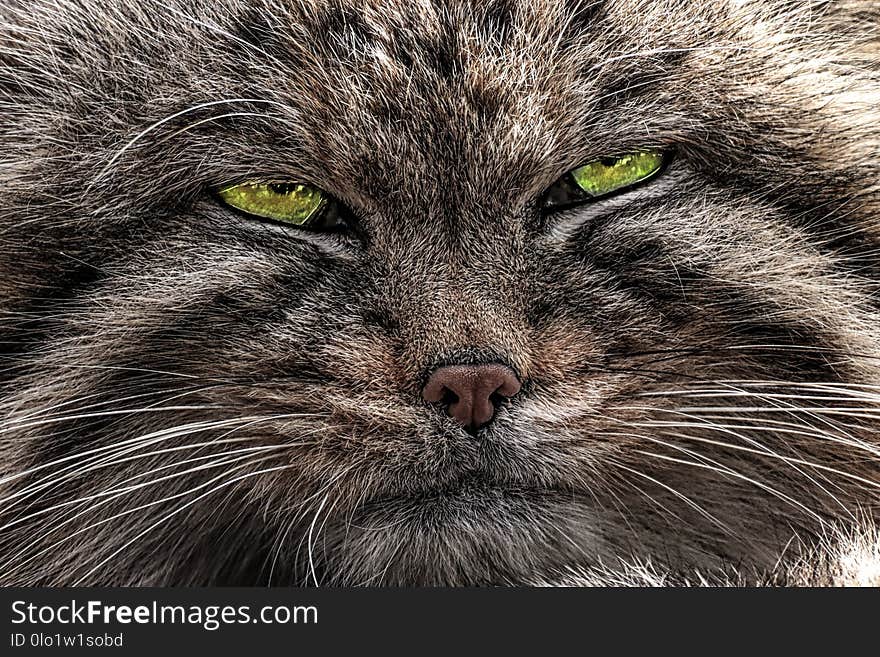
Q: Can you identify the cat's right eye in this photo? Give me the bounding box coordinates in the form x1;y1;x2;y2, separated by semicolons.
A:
542;150;667;212
216;181;348;231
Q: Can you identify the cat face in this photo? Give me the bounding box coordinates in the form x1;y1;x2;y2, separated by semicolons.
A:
0;0;878;585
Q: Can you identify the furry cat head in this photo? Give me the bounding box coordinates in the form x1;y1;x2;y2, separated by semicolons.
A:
0;0;878;584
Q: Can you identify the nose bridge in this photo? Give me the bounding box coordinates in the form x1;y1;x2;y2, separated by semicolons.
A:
402;262;529;377
408;230;525;330
372;202;533;389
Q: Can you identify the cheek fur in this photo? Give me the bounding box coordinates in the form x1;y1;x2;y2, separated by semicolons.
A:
0;0;877;586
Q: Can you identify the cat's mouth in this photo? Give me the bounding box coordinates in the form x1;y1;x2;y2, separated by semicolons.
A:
316;473;606;585
355;474;584;517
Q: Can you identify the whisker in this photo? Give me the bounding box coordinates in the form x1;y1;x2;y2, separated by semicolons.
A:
0;413;316;496
70;460;295;586
0;417;259;502
1;455;287;581
634;448;826;523
90;98;280;183
610;461;736;537
0;450;288;575
0;442;294;534
306;493;329;587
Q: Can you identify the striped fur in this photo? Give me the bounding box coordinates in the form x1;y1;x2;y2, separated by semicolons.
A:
0;0;878;585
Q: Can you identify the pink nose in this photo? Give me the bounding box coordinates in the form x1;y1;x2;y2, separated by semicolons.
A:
422;364;521;429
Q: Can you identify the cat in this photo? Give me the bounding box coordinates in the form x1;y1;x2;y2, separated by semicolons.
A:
0;0;878;586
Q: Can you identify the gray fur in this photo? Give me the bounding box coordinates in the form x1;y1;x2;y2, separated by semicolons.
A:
0;0;878;585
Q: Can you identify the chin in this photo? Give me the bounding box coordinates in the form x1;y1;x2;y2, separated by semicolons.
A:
311;486;607;586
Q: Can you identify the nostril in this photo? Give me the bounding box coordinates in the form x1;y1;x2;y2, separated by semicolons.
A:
440;387;459;406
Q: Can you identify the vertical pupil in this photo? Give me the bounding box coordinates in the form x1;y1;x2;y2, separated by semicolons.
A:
599;156;619;167
268;183;296;195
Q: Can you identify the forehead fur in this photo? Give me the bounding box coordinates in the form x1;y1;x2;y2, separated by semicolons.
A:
3;0;877;215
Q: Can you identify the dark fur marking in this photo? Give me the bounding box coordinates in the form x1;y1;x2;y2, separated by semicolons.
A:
478;0;517;45
564;0;606;40
595;50;689;108
312;4;376;57
232;7;286;58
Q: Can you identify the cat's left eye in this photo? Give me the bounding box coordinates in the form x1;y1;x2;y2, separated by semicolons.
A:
543;150;667;212
217;181;347;231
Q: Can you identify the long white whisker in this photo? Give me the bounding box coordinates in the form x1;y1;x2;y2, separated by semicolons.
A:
70;461;294;585
91;98;278;183
610;461;736;536
1;455;285;581
307;493;329;587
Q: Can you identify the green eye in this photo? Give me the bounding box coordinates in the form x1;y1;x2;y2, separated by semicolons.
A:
217;182;326;225
571;151;665;198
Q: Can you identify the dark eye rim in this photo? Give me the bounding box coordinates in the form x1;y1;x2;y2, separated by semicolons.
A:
540;150;673;214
